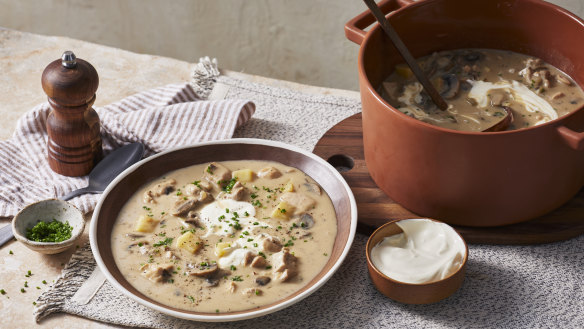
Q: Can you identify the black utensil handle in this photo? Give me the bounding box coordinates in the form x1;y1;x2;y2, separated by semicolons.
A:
0;224;14;247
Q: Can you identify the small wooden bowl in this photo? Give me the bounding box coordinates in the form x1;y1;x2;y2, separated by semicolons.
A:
12;199;85;254
366;218;468;304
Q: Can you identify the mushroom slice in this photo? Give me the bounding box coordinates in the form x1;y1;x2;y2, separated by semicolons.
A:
172;198;198;216
203;162;232;187
298;213;315;229
303;181;321;195
255;276;271;286
438;74;460;99
186;261;219;277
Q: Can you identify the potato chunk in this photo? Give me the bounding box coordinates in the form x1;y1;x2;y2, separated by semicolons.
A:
215;242;233;257
135;215;160;233
284;180;295;192
271;201;295;220
232;169;254;183
176;231;202;254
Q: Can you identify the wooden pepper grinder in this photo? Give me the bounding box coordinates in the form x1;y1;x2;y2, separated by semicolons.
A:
42;51;102;177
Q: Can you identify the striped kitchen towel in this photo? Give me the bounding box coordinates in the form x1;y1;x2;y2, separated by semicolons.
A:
0;83;255;217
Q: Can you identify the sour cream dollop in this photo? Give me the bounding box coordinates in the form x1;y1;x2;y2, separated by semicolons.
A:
370;218;466;284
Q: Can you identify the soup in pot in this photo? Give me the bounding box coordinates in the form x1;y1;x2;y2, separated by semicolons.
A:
379;48;584;131
111;160;337;313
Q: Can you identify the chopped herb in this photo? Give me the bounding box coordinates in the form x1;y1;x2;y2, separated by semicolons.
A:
244;211;250;217
192;180;201;187
24;281;28;288
42;280;47;284
231;276;243;282
493;111;504;117
284;240;294;247
33;302;36;305
225;208;230;213
26;219;72;242
0;289;5;295
242;231;249;236
153;237;173;247
187;295;195;303
222;178;238;193
26;270;32;277
253;222;259;225
280;208;286;214
206;165;213;174
167;279;174;284
161;211;166;215
9;250;13;255
36;287;40;290
142;206;151;211
265;265;272;270
20;288;25;293
323;253;328;256
247;238;254;242
255;290;260;296
250;193;258;199
230;265;237;271
258;251;266;259
233;222;242;230
253;243;258;247
233;212;239;218
252;200;262;207
219;215;225;220
216;309;220;313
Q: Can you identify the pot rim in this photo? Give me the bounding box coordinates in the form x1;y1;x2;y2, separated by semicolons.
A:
357;0;584;136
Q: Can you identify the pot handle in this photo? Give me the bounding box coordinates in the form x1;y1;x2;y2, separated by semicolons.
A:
345;0;415;45
558;126;584;150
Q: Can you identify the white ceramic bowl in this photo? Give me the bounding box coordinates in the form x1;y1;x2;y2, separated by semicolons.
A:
12;199;85;254
90;138;358;322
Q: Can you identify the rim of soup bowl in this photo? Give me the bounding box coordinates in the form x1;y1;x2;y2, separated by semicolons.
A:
90;138;358;322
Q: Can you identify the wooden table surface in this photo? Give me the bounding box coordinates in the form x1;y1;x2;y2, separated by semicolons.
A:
0;28;358;329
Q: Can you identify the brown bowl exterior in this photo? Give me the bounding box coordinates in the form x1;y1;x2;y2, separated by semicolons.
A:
91;140;357;321
366;219;468;304
349;0;584;226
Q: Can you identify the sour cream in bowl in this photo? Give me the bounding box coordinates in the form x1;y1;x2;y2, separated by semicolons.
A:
366;218;468;304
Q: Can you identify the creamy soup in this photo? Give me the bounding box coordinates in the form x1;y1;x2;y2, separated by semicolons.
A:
380;48;584;131
111;160;337;313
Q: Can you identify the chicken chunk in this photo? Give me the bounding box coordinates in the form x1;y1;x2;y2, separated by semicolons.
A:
279;192;316;215
243;288;262;297
251;255;267;268
258;166;282;179
219;181;246;201
142;179;176;203
140;263;174;283
272;248;298;282
203;162;232;187
186;262;219;277
261;236;282;253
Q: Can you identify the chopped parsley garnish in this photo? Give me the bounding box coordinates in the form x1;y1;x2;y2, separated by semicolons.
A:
244;211;250;217
26;219;72;243
231;276;243;281
253;222;259;225
153;237;173;247
142;206;151;211
250;193;258;199
230;265;237;271
222;178;238;193
0;289;5;295
258;251;266;259
284;240;294;247
42;280;47;284
206;165;213;174
187;295;195;303
247;238;254;242
9;250;13;255
265;265;272;270
192;180;201;187
252;200;262;207
219;215;225;220
280;208;286;214
233;222;242;230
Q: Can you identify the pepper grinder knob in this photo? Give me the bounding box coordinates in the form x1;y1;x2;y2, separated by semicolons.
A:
42;51;102;177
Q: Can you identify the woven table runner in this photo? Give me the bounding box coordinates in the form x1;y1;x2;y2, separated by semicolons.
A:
33;59;584;329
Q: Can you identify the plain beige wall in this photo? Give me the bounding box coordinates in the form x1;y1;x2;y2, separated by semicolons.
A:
1;0;582;90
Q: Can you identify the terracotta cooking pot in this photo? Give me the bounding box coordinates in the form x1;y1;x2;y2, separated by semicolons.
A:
345;0;584;227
